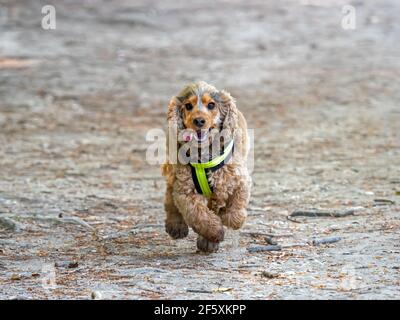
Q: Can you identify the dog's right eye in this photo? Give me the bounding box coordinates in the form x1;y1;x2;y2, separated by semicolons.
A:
185;103;193;111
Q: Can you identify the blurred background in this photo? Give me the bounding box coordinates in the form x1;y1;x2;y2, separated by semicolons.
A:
0;0;399;299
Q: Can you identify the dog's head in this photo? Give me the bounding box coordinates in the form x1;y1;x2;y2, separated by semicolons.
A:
167;81;238;144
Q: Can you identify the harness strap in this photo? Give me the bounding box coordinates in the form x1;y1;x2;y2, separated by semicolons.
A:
189;140;234;198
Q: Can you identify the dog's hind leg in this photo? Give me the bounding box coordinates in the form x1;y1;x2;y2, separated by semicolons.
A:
165;184;189;239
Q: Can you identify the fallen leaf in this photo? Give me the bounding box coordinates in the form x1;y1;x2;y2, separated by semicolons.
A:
0;58;38;69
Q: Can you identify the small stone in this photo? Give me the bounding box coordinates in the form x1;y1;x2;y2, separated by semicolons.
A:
55;261;79;268
9;295;31;300
260;271;279;279
91;291;102;300
264;236;278;245
10;273;22;281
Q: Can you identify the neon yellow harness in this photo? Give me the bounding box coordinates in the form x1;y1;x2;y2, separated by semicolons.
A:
189;140;234;198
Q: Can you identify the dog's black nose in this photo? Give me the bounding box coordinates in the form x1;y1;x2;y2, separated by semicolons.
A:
193;117;206;128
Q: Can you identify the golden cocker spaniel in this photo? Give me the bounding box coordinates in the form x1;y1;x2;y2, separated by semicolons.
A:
162;81;251;252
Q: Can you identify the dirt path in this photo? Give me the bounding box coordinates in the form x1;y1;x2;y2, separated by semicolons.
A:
0;0;399;299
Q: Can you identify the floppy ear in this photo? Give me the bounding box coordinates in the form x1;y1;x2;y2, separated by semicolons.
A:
165;97;183;166
218;90;238;138
167;96;184;131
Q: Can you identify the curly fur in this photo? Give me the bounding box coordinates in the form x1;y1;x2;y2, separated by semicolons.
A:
162;81;251;252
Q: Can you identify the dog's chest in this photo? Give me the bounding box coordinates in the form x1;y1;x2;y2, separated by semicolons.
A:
208;165;237;196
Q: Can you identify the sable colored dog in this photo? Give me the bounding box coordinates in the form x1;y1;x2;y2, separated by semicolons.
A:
162;81;251;252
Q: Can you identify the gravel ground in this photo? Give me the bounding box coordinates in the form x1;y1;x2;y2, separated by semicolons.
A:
0;0;399;299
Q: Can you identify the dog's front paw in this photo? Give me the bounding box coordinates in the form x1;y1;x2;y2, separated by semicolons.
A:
165;221;189;239
196;235;220;253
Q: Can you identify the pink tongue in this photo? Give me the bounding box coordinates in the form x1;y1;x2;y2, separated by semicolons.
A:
196;131;203;139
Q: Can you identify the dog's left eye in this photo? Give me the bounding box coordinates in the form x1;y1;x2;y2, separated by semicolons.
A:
185;103;193;111
207;102;215;110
